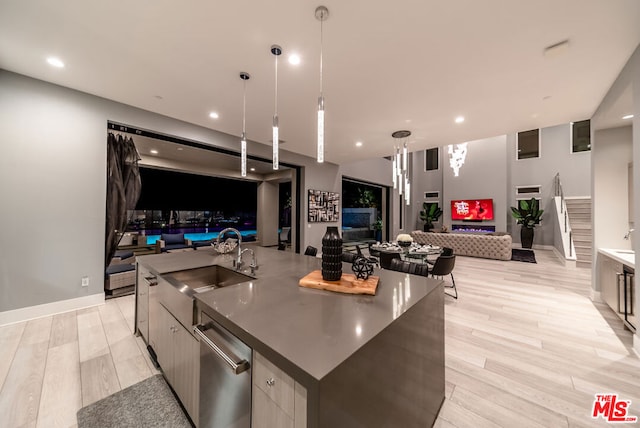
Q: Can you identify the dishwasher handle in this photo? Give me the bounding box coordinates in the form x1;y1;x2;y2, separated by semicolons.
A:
194;324;250;375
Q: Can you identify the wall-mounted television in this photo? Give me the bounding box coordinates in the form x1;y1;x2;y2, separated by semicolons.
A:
451;199;494;221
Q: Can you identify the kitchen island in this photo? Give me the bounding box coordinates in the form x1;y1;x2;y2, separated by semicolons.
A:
136;246;444;427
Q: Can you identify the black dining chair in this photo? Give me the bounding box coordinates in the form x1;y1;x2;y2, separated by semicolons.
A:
389;258;429;277
427;247;453;266
356;245;379;267
430;254;457;299
379;251;402;270
304;246;318;257
341;252;358;263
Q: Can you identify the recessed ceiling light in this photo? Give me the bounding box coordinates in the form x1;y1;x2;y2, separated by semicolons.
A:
46;57;64;68
455;116;465;124
250;167;256;172
150;149;158;155
209;112;219;119
288;54;301;65
355;141;363;147
622;114;634;120
177;147;183;151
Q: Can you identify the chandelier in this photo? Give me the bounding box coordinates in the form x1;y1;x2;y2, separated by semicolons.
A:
448;143;468;177
392;130;411;205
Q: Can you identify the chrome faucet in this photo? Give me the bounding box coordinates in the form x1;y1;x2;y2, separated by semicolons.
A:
624;228;635;240
216;227;243;260
237;248;258;275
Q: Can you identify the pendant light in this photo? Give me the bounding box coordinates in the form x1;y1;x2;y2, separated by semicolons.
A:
239;72;250;177
271;44;282;170
315;6;329;163
392;130;411;204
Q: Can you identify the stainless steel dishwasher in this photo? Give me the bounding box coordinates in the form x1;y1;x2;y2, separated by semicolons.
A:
194;312;252;428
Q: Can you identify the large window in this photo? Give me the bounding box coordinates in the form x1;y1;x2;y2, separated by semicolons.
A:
571;119;591;153
517;129;540;160
425;148;439;171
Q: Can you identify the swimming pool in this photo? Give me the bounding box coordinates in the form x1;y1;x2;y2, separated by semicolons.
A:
145;230;257;245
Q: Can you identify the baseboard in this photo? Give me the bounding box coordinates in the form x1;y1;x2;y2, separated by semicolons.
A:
633;334;640;358
590;289;602;303
551;246;577;267
0;293;105;326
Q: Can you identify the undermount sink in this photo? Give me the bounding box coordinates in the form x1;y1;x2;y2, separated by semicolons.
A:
164;264;253;293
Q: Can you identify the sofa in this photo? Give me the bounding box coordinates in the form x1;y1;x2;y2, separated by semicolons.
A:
410;230;512;261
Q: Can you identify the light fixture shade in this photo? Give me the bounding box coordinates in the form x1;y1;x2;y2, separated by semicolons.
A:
317;96;324;163
273;116;279;170
241;133;247;177
239;71;250;178
405;179;411;205
402;143;408;172
392;155;397;189
448;142;468;177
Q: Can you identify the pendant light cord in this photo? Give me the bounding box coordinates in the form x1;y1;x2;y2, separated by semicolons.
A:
242;79;246;135
274;54;278;114
319;13;324;96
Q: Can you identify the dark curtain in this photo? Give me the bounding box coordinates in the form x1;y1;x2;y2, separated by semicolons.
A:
105;133;141;267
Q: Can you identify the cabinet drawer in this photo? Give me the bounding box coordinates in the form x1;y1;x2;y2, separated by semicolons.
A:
253;352;295;417
252;385;293;428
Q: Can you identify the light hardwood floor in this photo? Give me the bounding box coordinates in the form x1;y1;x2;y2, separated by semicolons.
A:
0;249;639;427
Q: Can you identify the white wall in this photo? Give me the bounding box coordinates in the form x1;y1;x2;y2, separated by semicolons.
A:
0;70;392;313
592;127;633;257
590;43;640;350
507;123;592;246
443;135;509;233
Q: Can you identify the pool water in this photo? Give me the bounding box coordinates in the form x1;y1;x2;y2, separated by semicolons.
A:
145;230;257;245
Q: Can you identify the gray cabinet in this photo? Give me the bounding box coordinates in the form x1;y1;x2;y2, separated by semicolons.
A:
252;352;306;428
135;264;155;342
599;254;624;319
156;302;200;425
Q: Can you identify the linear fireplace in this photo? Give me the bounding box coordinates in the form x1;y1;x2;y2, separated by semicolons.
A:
451;224;496;233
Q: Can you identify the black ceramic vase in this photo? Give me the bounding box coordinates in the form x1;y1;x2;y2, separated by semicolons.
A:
520;227;534;249
322;226;343;281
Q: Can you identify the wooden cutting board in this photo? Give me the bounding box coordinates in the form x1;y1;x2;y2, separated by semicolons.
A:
299;270;379;295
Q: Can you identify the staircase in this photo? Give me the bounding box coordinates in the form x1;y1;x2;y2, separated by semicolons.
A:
565;197;592;268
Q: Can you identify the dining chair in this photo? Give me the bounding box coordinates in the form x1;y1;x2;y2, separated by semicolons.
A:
304;246;318;257
430;254;457;299
379;251;402;270
341;252;358;263
356;245;379;267
389;258;429;277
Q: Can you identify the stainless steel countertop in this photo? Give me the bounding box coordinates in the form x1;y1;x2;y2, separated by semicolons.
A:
138;246;442;382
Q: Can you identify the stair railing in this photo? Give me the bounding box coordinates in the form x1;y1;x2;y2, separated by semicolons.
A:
554;173;574;259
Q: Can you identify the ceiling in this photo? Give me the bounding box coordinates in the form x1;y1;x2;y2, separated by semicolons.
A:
2;1;639;164
131;134;291;178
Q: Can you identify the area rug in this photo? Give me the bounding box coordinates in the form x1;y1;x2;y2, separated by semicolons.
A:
511;248;537;263
77;374;191;428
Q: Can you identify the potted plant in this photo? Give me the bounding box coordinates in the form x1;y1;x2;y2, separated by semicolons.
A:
372;218;383;242
419;202;443;232
510;198;543;249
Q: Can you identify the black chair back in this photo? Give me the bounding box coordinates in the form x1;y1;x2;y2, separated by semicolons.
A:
441;247;454;256
430;254;456;276
304;246;318;257
379;251;401;269
342;252;358;263
389;258;429;277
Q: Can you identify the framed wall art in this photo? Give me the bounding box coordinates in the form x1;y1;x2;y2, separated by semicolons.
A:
308;189;340;222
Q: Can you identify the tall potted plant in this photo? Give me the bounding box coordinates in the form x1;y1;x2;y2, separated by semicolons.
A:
419;202;443;232
510;198;543;249
372;218;383;242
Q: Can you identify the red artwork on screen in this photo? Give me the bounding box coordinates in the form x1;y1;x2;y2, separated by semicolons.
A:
451;199;494;221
